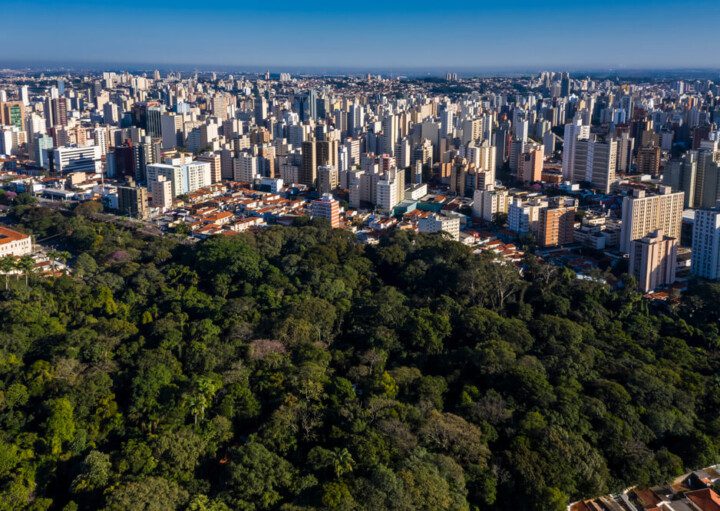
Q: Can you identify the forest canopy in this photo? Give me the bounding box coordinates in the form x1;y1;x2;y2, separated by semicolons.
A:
1;203;719;510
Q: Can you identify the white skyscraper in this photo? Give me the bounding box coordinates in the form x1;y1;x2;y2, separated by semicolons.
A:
562;121;590;180
692;207;720;280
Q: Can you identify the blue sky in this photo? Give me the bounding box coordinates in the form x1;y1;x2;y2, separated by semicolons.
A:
2;0;719;70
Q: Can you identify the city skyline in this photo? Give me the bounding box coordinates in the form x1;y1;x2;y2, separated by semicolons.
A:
4;0;720;70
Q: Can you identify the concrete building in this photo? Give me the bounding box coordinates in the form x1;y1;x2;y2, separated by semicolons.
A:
150;175;173;211
418;213;461;241
52;145;102;173
629;230;677;292
620;187;684;253
691;207;720;280
0;226;32;257
309;193;340;228
117;184;149;219
472;186;509;222
538;197;578;247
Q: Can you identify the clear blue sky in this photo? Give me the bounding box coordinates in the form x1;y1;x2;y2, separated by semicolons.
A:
2;0;719;71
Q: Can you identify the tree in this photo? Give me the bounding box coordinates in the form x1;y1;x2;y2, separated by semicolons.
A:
16;255;35;286
0;255;16;290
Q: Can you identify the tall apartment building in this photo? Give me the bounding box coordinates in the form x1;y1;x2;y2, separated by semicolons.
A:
691;207;720;280
376;168;405;212
628;230;677;292
561;121;590;180
196;152;222;183
619;187;684;253
317;165;338;194
636;144;661;175
472;186;509;222
309;193;340;228
150;175;173;211
587;138;617;193
508;196;549;235
538;197;578;247
663;151;698;208
117;184;149;219
300;140;317;187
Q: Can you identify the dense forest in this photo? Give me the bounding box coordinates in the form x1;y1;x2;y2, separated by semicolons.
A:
1;200;720;510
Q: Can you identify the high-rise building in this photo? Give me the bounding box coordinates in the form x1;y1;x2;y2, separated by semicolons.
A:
628;230;677;292
691;207;720;280
51;145;102;174
587;137;618;193
637;144;661;175
309;193;340;228
518;143;544;183
0;101;25;130
196;152;222;183
117;183;149;219
150;175;173;211
620;187;684;253
663;151;698;208
472;186;509;222
300;140;317;187
561;121;590;180
539;197;578;247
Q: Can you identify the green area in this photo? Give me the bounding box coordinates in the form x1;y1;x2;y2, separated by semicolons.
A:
1;201;719;510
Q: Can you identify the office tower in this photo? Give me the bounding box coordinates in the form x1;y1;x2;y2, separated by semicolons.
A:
33;134;54;168
620;187;684;253
692;207;720;280
300;140;317;186
309;193;340;228
636;144;661;175
538;197;578;247
146;106;163;137
628;230;677;292
0;101;26;130
51;145;102;173
117;183;149;219
562;121;590;180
